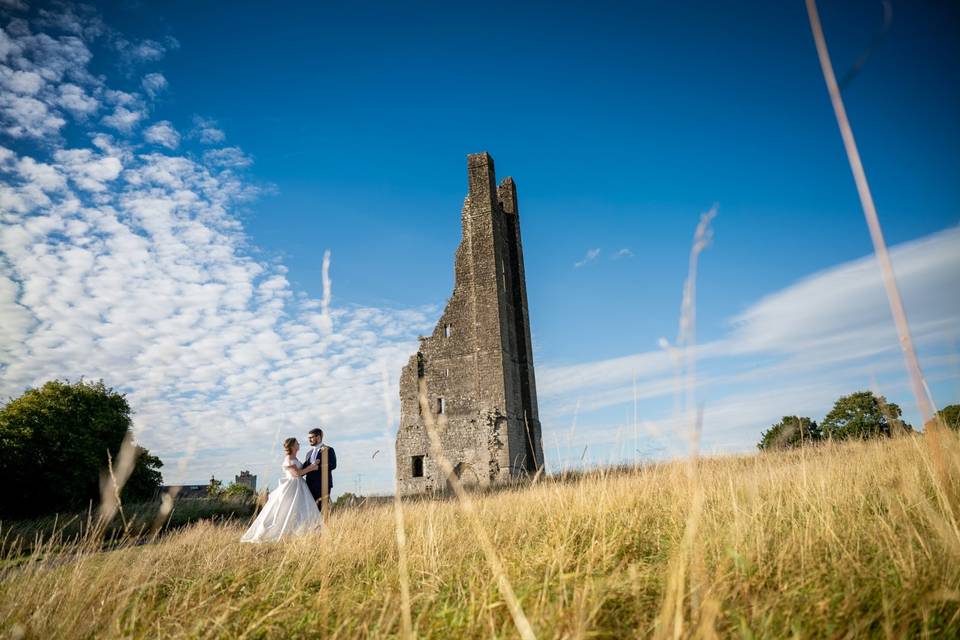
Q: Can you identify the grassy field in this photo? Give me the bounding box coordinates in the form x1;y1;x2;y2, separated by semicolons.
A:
2;433;959;639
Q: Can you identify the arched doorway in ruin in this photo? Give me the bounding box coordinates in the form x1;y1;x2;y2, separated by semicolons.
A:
451;462;480;490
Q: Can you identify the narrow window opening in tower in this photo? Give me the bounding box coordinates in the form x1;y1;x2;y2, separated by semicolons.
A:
437;397;445;414
411;455;424;478
444;323;452;337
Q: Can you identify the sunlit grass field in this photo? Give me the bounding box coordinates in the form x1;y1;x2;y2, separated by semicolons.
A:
2;433;959;638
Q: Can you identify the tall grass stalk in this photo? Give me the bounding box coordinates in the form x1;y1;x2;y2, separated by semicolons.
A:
804;0;935;426
381;365;413;640
655;207;716;639
805;0;956;551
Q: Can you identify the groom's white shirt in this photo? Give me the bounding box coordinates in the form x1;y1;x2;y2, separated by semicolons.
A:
306;447;318;464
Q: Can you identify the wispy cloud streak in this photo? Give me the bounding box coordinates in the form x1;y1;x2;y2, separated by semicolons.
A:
574;248;601;268
539;225;960;466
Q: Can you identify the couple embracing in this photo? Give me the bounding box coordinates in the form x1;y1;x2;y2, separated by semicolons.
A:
241;428;337;543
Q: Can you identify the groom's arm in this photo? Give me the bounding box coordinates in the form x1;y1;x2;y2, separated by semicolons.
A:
327;446;337;470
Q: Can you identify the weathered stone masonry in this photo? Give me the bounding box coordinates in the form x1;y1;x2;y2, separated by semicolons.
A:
395;152;544;496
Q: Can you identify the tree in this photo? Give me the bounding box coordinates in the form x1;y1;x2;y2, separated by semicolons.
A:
122;447;164;502
222;482;254;501
334;492;362;508
207;476;224;499
925;404;960;432
758;416;821;451
0;379;146;518
821;391;913;441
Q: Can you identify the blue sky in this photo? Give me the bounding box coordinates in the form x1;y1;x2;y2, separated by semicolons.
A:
1;0;958;496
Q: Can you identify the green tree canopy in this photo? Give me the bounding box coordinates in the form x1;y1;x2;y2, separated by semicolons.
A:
0;379;162;518
926;404;960;432
123;447;164;502
758;416;821;451
222;482;254;501
821;391;913;441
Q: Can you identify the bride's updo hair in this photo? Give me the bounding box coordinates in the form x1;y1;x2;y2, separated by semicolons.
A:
283;437;298;455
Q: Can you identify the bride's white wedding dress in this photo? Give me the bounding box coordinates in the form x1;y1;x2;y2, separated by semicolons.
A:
241;456;323;543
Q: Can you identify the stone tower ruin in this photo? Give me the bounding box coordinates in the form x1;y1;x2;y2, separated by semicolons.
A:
395;152;544;496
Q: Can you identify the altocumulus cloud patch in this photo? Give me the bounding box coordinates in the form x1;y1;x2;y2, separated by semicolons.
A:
0;6;434;490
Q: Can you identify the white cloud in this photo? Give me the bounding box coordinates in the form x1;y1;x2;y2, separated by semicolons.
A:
9;27;95;82
0;30;16;62
726;229;959;356
104;89;140;107
190;115;226;144
0;0;28;12
612;248;634;259
203;146;252;169
141;72;167;98
53;148;122;191
574;247;601;268
56;83;98;117
0;10;436;497
539;226;960;460
0;67;44;94
112;35;179;65
545;227;960;397
0;20;106;139
144;120;180;149
36;5;106;40
129;41;165;62
0;93;66;138
15;156;66;192
101;105;144;133
2;135;434;490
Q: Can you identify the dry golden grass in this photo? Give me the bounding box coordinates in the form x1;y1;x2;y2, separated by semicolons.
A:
2;433;959;638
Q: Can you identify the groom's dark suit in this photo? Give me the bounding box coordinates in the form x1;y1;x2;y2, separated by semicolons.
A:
303;444;337;504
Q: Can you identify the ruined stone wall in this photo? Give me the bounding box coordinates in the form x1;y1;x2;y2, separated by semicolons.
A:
395;152;543;496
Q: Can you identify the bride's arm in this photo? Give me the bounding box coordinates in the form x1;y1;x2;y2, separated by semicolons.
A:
286;461;319;477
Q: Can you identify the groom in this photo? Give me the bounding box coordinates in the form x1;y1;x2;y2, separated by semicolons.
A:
303;427;337;510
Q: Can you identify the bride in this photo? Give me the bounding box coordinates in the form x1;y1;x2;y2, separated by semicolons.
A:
241;437;324;542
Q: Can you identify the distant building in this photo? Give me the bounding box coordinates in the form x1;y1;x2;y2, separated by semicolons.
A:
235;470;257;491
159;484;208;499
